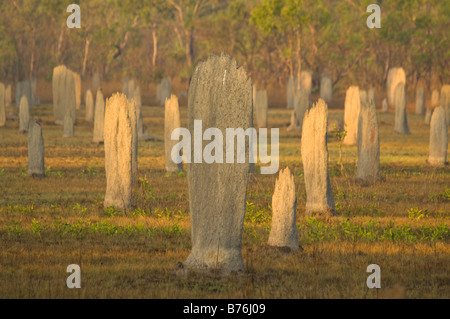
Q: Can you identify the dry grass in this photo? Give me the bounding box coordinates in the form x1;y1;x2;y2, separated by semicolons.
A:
0;102;449;299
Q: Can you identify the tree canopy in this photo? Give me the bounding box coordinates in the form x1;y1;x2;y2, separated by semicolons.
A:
0;0;448;92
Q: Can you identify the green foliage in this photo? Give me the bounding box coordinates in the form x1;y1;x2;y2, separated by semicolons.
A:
428;187;450;203
334;127;347;176
443;188;450;201
156;207;186;221
72;203;88;215
250;0;286;34
4;220;24;237
1;0;449;88
164;170;187;178
30;218;42;237
45;218;185;238
299;218;449;243
304;217;331;242
408;207;429;220
131;207;152;217
177;170;187;178
103;206;123;217
138;177;158;200
334;127;347;141
245;202;271;224
162;221;184;236
45;167;63;178
78;165;100;178
243;224;264;242
5;204;35;214
2;215;447;243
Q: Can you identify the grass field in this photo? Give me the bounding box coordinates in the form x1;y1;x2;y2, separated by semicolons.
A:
0;101;449;299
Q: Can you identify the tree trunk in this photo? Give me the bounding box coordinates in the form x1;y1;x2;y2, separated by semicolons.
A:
288;38;294;93
174;25;184;48
308;24;317;70
30;29;36;80
152;24;158;68
56;23;65;63
184;28;195;90
82;37;90;76
383;46;390;83
426;67;431;91
185;28;194;69
296;32;301;90
16;39;24;81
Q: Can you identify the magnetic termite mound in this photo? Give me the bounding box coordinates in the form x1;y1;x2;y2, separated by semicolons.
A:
183;53;253;273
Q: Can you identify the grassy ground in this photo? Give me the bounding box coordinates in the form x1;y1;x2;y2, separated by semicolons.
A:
0;102;449;299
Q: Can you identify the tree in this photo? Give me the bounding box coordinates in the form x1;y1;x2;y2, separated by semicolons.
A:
0;0;448;97
167;0;221;84
251;0;308;90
